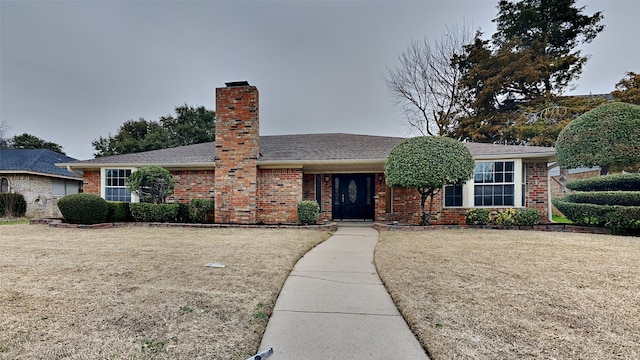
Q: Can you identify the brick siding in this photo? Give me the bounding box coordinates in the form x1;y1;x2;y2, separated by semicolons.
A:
258;168;302;224
169;170;215;202
214;83;259;224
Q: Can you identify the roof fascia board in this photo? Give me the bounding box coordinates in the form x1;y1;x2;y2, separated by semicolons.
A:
0;170;82;181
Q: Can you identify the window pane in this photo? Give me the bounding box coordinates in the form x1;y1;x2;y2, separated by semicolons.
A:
505;173;514;183
505;162;514;171
495;162;504;171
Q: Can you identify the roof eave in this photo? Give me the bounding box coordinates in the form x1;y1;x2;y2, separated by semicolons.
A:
58;162;216;171
0;170;82;180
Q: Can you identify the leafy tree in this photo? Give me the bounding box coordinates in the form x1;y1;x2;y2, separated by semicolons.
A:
384;136;474;225
92;119;170;157
512;94;609;146
384;24;474;136
612;71;640;105
160;105;216;147
92;105;215;157
455;0;604;144
10;133;65;154
556;102;640;175
126;165;175;204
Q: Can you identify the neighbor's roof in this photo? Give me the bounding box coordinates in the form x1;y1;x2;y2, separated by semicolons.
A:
58;133;556;171
0;149;82;179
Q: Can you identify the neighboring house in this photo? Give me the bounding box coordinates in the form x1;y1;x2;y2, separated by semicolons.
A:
59;81;556;225
0;149;83;218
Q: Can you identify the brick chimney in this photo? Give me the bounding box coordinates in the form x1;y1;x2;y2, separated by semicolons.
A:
214;81;259;224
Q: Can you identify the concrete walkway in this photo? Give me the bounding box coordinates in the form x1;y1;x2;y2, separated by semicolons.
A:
258;226;430;359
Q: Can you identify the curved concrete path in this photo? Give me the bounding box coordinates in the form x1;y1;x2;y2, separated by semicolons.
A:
259;226;430;359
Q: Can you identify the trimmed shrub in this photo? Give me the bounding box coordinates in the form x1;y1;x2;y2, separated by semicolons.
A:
556;102;640;172
494;208;516;226
513;208;540;226
564;191;640;206
465;208;490;225
566;173;640;192
130;203;180;222
189;198;214;223
606;206;640;232
0;193;27;218
297;200;320;225
552;199;610;226
106;202;132;222
176;203;190;223
126;166;175;204
58;194;108;225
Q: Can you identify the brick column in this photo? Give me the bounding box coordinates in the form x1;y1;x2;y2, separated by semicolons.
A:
214;82;259;224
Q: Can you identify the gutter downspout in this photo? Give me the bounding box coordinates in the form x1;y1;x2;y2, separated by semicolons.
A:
66;165;83;178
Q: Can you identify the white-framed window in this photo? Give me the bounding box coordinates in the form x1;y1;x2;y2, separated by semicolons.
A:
443;160;524;208
474;161;515;206
0;177;9;193
101;168;137;202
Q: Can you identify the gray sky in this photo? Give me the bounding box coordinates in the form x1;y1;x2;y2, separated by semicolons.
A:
1;0;637;160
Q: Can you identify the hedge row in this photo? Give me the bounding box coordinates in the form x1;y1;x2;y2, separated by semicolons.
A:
566;173;640;192
465;208;540;226
564;191;640;206
553;198;640;230
59;194;214;224
0;193;27;218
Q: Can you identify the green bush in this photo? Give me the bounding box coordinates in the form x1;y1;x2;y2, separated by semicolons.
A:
566;173;640;192
176;203;190;223
606;206;640;232
58;194;108;225
130;203;180;222
552;199;610;226
0;193;27;218
126;166;175;204
556;102;640;172
106;202;132;222
494;208;516;226
297;200;320;225
189;198;214;223
465;208;490;225
513;208;540;226
564;191;640;206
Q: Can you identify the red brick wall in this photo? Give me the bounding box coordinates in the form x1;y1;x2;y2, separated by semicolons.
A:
524;162;550;221
83;171;100;195
214;83;259;224
169;170;215;202
301;174;333;222
258;168;302;224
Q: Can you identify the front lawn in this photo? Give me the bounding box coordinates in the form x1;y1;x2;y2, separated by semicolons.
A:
375;229;640;359
0;225;329;359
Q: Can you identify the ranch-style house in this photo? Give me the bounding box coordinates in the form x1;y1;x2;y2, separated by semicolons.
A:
59;81;556;225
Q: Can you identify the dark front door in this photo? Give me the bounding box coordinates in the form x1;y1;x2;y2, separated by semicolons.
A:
332;174;375;220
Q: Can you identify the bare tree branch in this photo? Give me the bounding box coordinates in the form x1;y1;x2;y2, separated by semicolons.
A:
383;23;474;137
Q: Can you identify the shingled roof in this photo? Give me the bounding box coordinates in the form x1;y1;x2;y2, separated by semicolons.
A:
0;149;82;179
59;133;555;170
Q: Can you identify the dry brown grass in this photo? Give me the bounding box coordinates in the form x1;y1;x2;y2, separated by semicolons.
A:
0;225;329;359
375;229;640;360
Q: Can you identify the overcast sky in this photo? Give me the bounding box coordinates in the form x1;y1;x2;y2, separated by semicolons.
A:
1;0;638;160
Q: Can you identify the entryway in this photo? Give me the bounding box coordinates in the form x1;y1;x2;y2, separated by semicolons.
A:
331;174;375;221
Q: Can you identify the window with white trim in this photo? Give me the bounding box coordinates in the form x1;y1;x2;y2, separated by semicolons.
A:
104;169;133;202
473;161;515;206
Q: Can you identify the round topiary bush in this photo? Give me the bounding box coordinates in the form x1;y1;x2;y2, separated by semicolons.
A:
58;193;108;224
